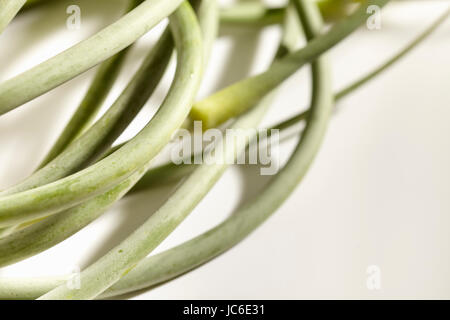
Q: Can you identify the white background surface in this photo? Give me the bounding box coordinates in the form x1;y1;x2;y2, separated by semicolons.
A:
0;0;449;299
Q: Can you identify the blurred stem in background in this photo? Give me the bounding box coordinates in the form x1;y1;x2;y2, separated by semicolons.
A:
220;0;359;26
0;0;447;300
0;0;27;34
36;0;145;168
19;0;433;27
220;0;439;26
18;0;366;25
128;4;450;192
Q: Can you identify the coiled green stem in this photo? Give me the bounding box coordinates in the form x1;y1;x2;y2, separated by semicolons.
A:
0;0;183;116
190;0;388;129
0;0;219;267
0;0;27;34
37;2;206;300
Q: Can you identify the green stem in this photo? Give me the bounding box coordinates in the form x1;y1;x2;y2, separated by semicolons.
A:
0;26;172;238
39;2;269;300
219;0;421;27
40;90;274;300
21;0;53;11
1;0;448;300
11;0;213;176
0;0;332;299
0;0;219;267
101;0;333;299
220;3;284;27
335;6;450;99
0;0;27;34
1;30;173;197
19;0;358;26
219;0;354;27
190;0;389;129
75;0;450;195
94;0;450;195
194;0;219;67
38;0;295;300
36;1;147;168
37;51;130;168
0;0;184;116
272;5;450;130
0;2;204;228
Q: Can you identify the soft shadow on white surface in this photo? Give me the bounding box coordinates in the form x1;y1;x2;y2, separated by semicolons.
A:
0;0;128;189
78;185;176;269
75;20;266;269
1;1;450;299
213;26;263;91
0;0;127;81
